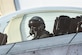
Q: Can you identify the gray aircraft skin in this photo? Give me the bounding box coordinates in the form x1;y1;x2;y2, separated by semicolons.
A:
0;7;82;55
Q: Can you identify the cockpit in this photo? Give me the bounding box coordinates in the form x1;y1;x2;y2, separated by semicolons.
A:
0;7;82;45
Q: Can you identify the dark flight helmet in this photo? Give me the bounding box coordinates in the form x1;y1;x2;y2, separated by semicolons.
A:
28;16;45;30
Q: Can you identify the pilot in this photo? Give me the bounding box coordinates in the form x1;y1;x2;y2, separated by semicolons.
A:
28;16;50;40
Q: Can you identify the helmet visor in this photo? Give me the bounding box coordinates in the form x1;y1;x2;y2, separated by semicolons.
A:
29;21;41;28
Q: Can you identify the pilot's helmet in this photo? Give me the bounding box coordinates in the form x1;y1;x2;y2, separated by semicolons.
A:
28;16;45;30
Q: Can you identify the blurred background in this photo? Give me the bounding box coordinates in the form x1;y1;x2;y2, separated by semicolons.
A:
0;0;82;16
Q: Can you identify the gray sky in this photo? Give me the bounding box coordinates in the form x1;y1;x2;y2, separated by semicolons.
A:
18;0;82;10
